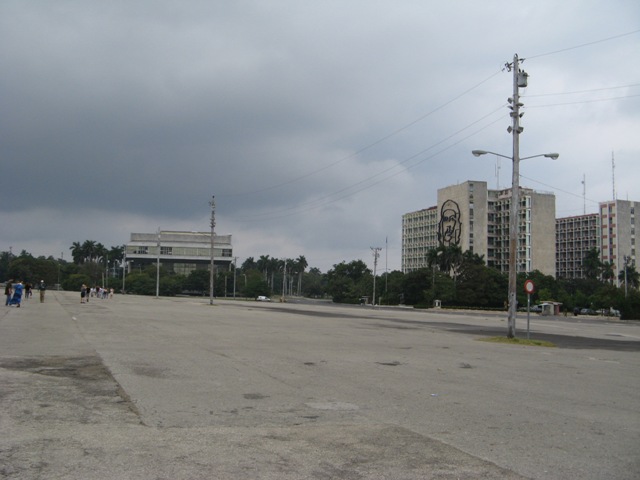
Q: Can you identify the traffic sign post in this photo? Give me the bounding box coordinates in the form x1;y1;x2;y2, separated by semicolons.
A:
524;280;536;339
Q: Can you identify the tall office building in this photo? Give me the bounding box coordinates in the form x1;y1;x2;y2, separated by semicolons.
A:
600;199;637;286
402;181;556;276
556;200;637;282
555;214;600;279
402;206;437;273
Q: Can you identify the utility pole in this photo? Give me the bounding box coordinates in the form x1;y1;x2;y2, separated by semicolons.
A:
624;255;629;297
57;252;62;291
371;247;381;306
385;237;388;295
233;257;237;299
505;53;527;339
474;55;557;338
156;228;160;299
612;151;616;201
582;174;586;215
209;196;216;305
281;259;287;302
122;247;126;293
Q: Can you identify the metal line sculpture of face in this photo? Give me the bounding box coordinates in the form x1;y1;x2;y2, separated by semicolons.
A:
438;200;461;247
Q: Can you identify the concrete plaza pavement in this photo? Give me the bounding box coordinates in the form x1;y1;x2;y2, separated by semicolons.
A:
1;291;639;479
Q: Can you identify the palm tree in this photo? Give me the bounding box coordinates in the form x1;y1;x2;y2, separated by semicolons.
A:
81;240;97;263
296;255;308;296
268;257;280;290
619;263;639;290
108;245;124;264
94;243;107;264
70;242;83;264
241;257;257;271
582;248;602;280
601;261;615;284
256;255;270;282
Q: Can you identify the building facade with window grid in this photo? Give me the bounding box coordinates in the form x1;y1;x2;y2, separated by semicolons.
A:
401;181;556;276
401;206;437;273
555;214;600;279
600;199;637;287
125;231;233;276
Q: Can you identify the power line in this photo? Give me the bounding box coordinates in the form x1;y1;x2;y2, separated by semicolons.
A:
223;31;640;219
525;82;640;97
527;93;640;108
234;110;506;222
526;29;640;60
520;174;601;205
218;70;503;199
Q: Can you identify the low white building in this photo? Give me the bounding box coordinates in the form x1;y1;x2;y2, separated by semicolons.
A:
125;231;233;276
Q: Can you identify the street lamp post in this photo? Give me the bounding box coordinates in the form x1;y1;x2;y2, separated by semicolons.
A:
233;257;237;299
471;53;559;338
156;228;160;299
624;255;629;297
472;150;558;338
209;196;216;305
122;247;127;294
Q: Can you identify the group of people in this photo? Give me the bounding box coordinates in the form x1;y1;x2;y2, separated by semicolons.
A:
80;284;114;303
4;279;46;307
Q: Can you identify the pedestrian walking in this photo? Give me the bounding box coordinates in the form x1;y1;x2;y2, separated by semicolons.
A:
4;280;13;306
81;284;87;303
38;280;46;303
9;280;24;307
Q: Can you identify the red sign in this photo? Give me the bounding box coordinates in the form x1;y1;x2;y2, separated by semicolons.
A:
524;279;535;294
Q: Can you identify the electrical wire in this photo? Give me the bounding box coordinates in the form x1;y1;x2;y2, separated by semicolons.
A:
218;69;503;199
526;29;640;60
234;110;506;222
527;93;640;108
520;174;600;205
220;30;639;217
525;82;640;97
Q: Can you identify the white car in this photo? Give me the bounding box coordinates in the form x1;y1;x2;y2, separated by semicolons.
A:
256;296;271;302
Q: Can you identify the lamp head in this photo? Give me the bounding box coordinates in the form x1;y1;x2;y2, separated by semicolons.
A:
472;150;488;157
545;153;560;160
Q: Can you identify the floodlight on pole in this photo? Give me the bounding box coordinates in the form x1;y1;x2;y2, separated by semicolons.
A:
471;53;558;338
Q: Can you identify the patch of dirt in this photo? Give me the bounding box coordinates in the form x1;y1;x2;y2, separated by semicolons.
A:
0;355;142;424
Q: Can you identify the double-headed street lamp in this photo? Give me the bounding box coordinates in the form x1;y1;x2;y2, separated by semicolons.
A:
473;150;558;338
471;53;559;339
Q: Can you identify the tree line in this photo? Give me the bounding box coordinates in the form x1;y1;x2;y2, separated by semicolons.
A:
1;242;638;319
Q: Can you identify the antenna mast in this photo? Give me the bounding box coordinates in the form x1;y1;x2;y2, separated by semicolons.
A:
612;151;616;201
581;174;586;215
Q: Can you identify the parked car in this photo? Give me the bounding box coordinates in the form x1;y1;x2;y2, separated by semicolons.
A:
256;296;271;302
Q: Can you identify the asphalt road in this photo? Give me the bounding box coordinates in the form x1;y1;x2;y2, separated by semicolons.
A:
1;292;639;479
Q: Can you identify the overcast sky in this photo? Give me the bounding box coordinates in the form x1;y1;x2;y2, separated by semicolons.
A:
1;1;639;273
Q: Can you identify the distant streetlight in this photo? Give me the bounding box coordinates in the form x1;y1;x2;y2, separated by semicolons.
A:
472;151;558;161
371;247;382;306
156;228;160;299
209;196;216;305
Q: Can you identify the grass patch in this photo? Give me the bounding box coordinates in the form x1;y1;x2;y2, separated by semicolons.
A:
478;336;556;347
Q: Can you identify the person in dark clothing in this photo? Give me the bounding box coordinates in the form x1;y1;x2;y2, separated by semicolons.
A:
5;280;13;306
38;280;46;303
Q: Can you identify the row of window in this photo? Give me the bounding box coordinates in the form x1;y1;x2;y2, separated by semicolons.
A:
128;246;233;257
